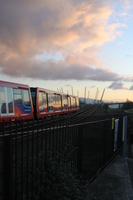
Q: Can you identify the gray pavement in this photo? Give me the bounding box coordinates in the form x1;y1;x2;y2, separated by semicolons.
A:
86;155;133;200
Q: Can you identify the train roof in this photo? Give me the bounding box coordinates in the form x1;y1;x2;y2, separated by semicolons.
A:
30;87;79;98
0;80;30;89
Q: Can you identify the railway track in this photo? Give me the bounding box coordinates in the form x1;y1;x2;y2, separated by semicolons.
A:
68;104;101;125
0;104;102;135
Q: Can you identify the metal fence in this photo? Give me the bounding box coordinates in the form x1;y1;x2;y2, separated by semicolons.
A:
0;115;131;200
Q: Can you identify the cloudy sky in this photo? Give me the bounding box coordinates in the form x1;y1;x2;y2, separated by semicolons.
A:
0;0;133;102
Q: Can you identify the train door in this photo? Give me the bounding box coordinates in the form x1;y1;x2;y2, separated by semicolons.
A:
30;88;36;116
0;87;14;116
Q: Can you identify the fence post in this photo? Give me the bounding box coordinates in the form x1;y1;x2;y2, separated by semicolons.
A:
77;125;83;173
3;135;13;200
103;120;107;165
123;116;127;157
128;118;133;158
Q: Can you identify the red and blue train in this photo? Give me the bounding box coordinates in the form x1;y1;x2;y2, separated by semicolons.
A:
0;80;79;123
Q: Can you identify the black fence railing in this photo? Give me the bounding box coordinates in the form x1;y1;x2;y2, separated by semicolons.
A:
0;115;132;200
79;117;126;180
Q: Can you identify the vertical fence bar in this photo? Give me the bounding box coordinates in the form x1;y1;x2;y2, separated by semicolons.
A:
36;118;39;197
103;120;107;165
26;118;29;199
45;117;48;171
15;118;18;199
75;125;78;169
49;117;51;152
55;117;58;157
61;116;64;153
3;134;13;200
2;118;5;199
77;125;83;173
41;117;44;181
59;116;61;159
21;118;24;200
31;117;34;199
52;117;55;159
64;115;67;147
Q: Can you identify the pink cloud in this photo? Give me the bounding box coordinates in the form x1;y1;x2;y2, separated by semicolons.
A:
0;0;132;83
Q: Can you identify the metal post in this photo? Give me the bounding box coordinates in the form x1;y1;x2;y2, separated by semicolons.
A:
123;116;127;157
103;120;107;165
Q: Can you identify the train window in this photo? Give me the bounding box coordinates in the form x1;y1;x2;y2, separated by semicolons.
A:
0;87;14;116
7;88;13;113
76;97;79;108
71;97;76;109
52;94;61;111
22;90;31;107
48;94;54;112
62;95;68;110
0;87;7;114
70;97;73;109
39;92;47;113
13;89;22;104
73;97;76;107
56;95;61;105
53;94;57;105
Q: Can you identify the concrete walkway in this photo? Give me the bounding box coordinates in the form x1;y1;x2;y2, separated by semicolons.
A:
86;155;133;200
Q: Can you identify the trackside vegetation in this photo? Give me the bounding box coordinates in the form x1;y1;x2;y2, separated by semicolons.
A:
33;151;87;200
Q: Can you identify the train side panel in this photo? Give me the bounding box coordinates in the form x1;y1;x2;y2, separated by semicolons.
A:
31;88;64;118
31;88;80;119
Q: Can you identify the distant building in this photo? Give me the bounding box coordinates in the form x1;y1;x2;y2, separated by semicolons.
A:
108;104;123;109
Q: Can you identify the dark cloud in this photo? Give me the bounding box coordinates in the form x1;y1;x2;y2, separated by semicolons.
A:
108;82;127;90
129;85;133;90
90;85;95;88
0;56;131;82
65;84;72;87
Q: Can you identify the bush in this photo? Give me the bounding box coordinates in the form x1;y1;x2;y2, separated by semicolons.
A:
35;151;87;200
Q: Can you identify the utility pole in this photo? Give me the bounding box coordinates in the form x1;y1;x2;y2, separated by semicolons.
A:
71;87;73;95
100;88;105;102
94;87;98;103
88;91;90;99
84;87;86;103
96;88;99;103
61;87;63;93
